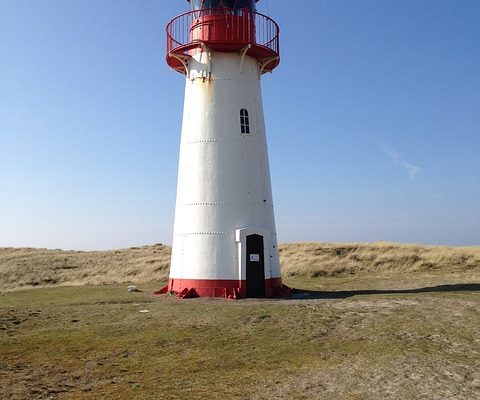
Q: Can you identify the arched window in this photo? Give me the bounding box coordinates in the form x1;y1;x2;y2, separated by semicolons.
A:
240;108;250;134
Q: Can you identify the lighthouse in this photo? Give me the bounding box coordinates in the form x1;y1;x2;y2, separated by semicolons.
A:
164;0;289;298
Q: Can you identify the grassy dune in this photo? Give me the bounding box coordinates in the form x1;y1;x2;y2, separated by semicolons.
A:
1;242;479;291
1;243;480;399
0;243;171;292
281;242;480;276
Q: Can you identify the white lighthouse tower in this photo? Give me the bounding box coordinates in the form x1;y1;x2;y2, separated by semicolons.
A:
164;0;289;298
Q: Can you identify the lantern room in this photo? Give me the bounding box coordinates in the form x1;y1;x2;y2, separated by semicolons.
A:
166;0;279;74
188;0;257;12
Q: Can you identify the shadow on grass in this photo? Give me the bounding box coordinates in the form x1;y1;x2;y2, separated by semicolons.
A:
291;283;480;300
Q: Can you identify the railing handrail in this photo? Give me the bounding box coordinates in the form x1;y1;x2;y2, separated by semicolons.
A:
166;8;279;56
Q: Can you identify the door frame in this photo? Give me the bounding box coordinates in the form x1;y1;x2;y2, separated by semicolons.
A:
235;227;271;284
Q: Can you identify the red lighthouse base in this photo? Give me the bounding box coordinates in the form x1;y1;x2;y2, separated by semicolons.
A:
155;278;292;300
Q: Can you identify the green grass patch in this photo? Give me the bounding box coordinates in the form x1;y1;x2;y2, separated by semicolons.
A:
2;278;480;399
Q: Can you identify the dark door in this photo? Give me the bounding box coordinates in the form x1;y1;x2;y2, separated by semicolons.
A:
246;234;265;297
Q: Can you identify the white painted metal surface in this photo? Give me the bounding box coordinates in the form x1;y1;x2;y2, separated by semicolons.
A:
170;50;281;282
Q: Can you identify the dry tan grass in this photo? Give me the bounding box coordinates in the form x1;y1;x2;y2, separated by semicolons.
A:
279;242;480;278
1;242;479;292
0;244;171;291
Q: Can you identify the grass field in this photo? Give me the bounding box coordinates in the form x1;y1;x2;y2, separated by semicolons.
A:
1;243;480;399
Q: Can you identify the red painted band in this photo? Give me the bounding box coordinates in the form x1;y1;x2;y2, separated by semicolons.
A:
168;277;284;298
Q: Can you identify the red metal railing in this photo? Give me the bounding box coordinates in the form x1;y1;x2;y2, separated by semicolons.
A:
166;9;279;57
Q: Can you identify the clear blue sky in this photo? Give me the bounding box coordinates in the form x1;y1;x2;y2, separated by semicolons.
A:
1;0;479;250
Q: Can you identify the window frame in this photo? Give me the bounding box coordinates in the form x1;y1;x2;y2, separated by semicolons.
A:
240;108;250;134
